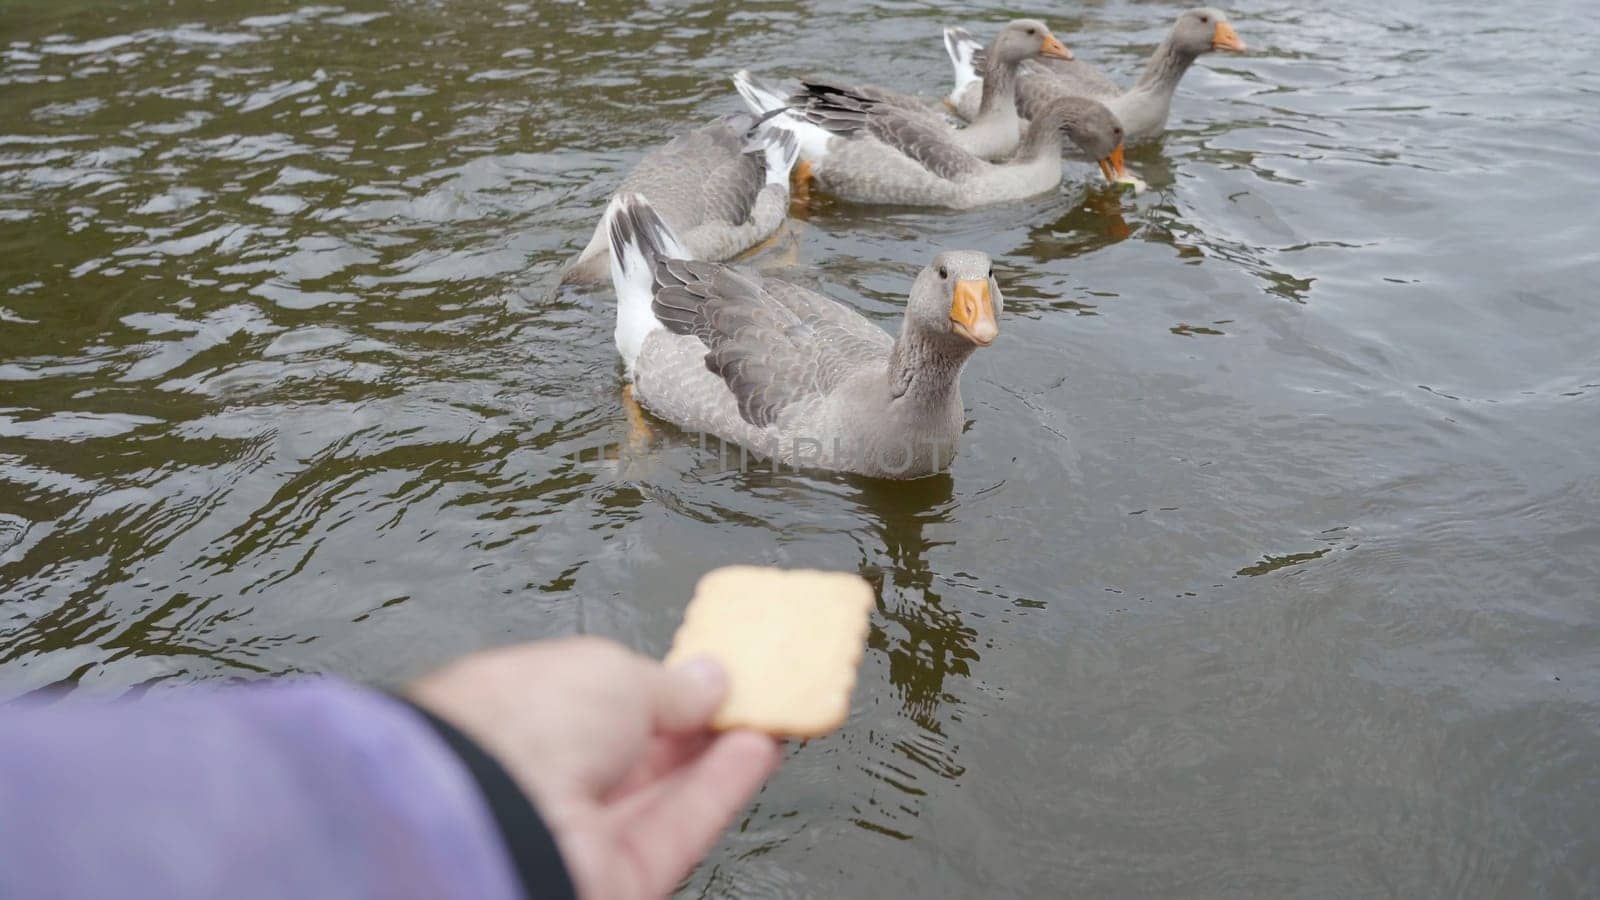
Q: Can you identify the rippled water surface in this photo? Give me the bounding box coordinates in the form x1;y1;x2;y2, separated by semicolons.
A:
3;0;1598;894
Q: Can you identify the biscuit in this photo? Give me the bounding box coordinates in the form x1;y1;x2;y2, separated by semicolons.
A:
665;566;874;738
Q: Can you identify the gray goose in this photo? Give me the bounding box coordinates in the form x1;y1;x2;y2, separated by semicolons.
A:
734;19;1074;163
755;84;1130;208
559;112;800;285
605;193;1001;479
945;8;1247;143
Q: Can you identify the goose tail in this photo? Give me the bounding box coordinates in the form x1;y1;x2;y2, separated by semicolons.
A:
605;193;687;375
733;70;834;163
733;68;789;116
944;26;984;96
746;109;801;186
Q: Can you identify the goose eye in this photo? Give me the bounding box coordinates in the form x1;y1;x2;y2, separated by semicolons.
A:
1026;27;1036;34
1199;15;1210;23
938;266;948;279
987;266;994;278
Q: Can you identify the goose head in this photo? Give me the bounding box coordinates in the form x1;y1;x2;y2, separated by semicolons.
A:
992;18;1074;65
1173;8;1246;55
1034;98;1130;185
908;250;1002;348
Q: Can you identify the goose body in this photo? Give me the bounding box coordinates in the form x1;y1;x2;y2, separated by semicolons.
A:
605;194;1001;478
560;113;800;285
734;20;1074;164
748;83;1128;209
945;8;1247;144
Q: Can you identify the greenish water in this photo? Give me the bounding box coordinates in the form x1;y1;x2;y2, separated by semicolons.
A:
3;0;1598;895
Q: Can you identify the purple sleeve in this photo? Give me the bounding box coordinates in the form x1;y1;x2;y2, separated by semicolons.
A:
0;679;532;900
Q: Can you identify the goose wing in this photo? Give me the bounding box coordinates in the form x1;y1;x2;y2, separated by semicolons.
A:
620;114;766;228
1025;57;1122;101
965;43;1123;101
795;82;982;182
846;83;952;122
649;258;891;429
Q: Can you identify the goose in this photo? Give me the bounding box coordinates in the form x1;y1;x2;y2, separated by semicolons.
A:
734;19;1074;163
604;193;1001;479
748;82;1129;208
944;8;1247;143
559;112;801;286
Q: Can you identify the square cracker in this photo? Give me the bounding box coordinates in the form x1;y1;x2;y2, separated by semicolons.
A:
665;566;874;739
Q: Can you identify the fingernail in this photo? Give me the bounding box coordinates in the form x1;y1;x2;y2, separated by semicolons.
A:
674;656;727;695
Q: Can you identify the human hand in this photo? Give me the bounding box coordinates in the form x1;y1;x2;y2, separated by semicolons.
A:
408;637;781;900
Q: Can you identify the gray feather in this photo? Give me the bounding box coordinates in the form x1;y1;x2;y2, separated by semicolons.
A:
648;258;889;429
796;82;982;182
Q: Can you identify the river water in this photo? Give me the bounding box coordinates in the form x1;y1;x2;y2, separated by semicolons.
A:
2;0;1597;895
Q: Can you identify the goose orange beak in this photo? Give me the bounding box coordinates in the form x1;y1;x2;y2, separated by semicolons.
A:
1096;143;1128;183
951;279;998;346
1040;32;1074;61
1212;21;1246;52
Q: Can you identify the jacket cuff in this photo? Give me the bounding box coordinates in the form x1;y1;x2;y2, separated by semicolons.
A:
401;700;578;900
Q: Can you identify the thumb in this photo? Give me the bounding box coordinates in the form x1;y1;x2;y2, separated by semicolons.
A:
652;656;728;733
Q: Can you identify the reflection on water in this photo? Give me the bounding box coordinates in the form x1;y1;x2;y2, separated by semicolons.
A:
4;0;1600;894
856;476;978;732
1017;187;1137;262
